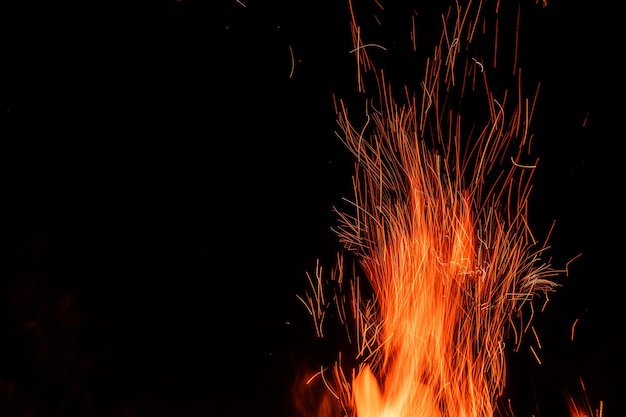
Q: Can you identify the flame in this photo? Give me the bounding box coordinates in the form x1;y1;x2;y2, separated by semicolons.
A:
567;379;604;417
295;1;578;416
568;397;604;417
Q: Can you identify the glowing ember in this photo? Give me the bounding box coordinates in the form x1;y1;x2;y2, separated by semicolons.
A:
296;1;599;416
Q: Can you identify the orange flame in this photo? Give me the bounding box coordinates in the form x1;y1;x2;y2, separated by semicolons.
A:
296;1;568;416
567;379;604;417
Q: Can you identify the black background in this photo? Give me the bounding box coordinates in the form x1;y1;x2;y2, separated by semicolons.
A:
0;1;623;416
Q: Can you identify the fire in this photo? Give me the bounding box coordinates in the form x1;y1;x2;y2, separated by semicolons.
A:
295;1;596;416
566;380;604;417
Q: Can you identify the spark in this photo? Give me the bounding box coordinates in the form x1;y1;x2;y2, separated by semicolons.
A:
566;253;583;276
571;318;579;341
472;57;485;72
349;44;388;54
321;366;341;400
513;4;521;75
510;157;536;169
529;345;542;365
411;13;417;51
531;325;542;349
582;111;590;127
420;81;433;114
289;45;296;78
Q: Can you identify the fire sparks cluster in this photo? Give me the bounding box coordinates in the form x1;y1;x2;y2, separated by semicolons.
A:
296;1;600;417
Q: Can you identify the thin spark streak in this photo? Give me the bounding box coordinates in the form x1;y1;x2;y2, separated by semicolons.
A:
493;17;499;68
513;4;520;75
571;318;579;341
306;369;323;385
349;44;388;53
541;294;550;312
411;13;417;51
421;81;433;114
510;157;536;169
321;366;340;400
472;57;484;72
288;46;295;78
566;253;583;276
531;325;542;349
305;365;342;402
507;399;515;417
529;345;542;365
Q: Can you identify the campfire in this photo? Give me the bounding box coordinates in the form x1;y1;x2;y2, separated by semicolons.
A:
295;1;602;416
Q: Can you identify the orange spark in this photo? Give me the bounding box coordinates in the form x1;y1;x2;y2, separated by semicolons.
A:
582;111;590;127
570;318;579;341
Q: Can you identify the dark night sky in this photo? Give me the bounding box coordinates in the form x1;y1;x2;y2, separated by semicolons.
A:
0;1;623;416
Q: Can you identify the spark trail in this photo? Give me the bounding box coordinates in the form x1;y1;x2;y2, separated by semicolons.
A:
296;1;577;416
